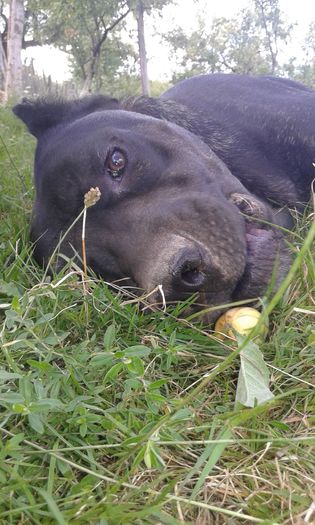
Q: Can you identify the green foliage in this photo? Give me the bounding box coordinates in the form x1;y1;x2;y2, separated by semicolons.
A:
253;0;293;72
165;10;275;80
164;0;315;84
284;22;315;88
128;0;172;13
23;0;133;92
1;101;315;524
3;0;315;94
20;0;175;95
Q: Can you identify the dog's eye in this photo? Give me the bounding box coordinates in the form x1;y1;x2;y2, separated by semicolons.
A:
106;149;126;178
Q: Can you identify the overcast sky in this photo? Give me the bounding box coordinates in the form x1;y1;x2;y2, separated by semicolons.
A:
23;0;315;82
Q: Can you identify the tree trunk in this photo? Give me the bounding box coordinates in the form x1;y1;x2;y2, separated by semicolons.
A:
255;0;278;74
5;0;25;99
0;37;7;90
80;59;95;96
136;1;150;96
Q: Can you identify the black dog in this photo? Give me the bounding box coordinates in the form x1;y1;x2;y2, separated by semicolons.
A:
13;74;315;318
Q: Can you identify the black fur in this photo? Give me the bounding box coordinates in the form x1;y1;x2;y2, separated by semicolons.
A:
12;74;314;318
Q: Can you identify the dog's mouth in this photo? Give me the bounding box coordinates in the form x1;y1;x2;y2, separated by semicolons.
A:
118;221;291;320
233;222;291;301
188;222;292;323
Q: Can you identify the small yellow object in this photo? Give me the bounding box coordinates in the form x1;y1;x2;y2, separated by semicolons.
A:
214;307;267;341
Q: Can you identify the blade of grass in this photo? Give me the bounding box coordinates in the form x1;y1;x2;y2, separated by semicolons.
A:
36;489;67;525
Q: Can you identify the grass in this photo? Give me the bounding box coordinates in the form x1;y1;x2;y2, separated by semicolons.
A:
0;105;314;525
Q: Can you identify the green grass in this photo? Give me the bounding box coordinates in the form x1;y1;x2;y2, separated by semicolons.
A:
0;105;314;525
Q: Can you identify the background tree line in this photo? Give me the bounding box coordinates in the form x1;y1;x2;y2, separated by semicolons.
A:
165;0;315;86
0;0;315;102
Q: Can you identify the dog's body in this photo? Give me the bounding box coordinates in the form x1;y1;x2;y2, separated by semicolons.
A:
13;74;315;319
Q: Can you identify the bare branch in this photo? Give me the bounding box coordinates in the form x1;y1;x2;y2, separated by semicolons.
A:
92;8;131;58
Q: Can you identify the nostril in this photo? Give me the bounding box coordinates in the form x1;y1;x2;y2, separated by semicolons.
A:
180;261;205;287
171;248;207;290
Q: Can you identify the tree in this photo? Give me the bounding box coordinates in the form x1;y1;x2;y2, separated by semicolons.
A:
284;22;315;88
165;11;271;80
0;30;6;89
5;0;24;99
88;34;138;96
253;0;293;75
21;0;132;94
135;1;149;95
164;0;293;81
1;0;174;97
0;2;8;89
75;2;131;94
129;0;174;95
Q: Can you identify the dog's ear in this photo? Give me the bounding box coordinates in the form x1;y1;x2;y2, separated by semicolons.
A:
12;95;120;139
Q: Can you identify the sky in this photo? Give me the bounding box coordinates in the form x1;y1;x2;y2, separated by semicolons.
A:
22;0;315;83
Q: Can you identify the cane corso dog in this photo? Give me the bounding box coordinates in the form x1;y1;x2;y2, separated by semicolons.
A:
13;74;315;319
